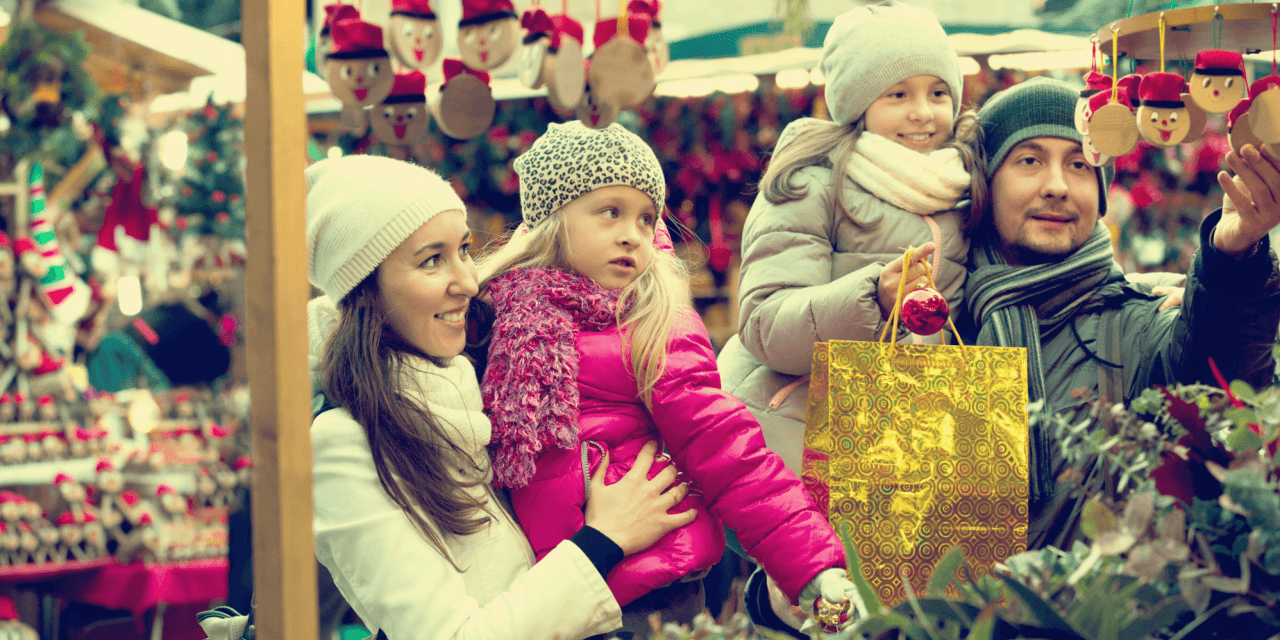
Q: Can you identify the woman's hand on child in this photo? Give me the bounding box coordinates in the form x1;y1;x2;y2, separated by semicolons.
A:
1152;285;1184;312
876;242;938;320
584;441;697;556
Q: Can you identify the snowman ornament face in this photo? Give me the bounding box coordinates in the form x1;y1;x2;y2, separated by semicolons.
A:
1137;104;1191;146
1190;73;1245;114
518;34;550;89
459;18;518;70
372;103;429;145
576;83;618;129
388;15;442;69
327;57;396;106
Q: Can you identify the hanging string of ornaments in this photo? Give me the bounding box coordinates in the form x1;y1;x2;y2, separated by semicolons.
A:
319;0;667;141
1089;3;1280;166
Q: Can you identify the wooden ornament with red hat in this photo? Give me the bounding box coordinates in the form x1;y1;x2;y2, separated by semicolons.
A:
628;0;667;74
326;6;396;131
588;0;655;109
429;59;495;140
457;0;520;71
372;72;430;146
518;5;554;90
387;0;442;71
543;12;586;109
1076;68;1113;135
1248;75;1280;143
1088;83;1138;158
576;69;619;129
1229;96;1263;154
1190;49;1247;113
1136;72;1197;146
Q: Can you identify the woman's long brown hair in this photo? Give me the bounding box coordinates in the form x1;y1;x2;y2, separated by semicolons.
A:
759;109;988;230
322;275;491;570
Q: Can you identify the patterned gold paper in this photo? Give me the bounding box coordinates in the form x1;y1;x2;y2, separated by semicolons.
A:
801;340;1030;605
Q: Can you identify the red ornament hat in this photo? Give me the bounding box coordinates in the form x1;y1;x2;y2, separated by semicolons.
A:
384;71;427;104
1194;49;1245;76
83;510;96;523
460;0;517;27
208;424;229;438
1251;75;1280;97
1228;97;1252;130
522;7;554;41
1138;72;1186;108
156;484;177;496
593;15;651;49
22;434;38;443
391;0;436;19
74;427;92;442
54;473;73;485
119;490;140;507
0;394;11;406
37;395;53;407
329;13;388;59
95;456;115;472
550;14;584;50
0;231;10;250
138;512;153;525
442;58;491;85
321;3;358;36
234;456;252;470
1080;70;1112;98
13;393;24;405
174;393;190;404
1117;74;1142;99
56;512;75;526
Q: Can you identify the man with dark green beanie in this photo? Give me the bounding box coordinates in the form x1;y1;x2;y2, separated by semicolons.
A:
963;76;1280;550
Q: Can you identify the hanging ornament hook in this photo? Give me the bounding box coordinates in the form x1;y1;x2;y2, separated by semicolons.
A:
1158;12;1166;74
1090;34;1098;73
1213;8;1223;50
1110;24;1120;104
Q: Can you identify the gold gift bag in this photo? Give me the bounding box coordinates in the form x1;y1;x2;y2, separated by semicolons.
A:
800;250;1030;605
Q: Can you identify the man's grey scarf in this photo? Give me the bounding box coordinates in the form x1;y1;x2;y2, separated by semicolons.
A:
966;222;1127;503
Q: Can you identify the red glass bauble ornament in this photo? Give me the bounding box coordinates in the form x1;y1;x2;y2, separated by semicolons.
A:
900;287;949;335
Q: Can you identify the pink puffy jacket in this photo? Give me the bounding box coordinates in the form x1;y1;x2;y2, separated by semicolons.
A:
508;308;845;605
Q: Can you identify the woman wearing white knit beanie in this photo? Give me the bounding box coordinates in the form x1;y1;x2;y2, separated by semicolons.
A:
305;154;693;640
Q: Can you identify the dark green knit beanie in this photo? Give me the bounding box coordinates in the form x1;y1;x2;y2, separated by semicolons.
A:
978;76;1113;214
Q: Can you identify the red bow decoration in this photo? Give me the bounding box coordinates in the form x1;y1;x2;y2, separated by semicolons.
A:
550;14;584;49
521;7;554;34
593;15;650;49
442;58;491;85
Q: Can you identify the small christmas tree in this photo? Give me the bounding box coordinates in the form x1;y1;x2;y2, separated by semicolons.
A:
174;99;245;241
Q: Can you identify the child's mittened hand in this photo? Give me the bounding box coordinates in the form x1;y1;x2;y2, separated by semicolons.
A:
876;242;937;320
584;441;697;556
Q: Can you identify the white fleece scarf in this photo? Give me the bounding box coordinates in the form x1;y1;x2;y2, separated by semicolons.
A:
844;132;970;216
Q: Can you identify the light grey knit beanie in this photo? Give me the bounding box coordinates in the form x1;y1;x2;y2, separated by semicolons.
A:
514;121;666;228
305;154;466;302
820;0;963;127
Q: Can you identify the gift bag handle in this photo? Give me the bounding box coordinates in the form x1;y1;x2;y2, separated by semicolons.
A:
877;245;965;348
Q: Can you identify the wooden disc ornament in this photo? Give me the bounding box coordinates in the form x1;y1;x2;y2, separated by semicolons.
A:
628;0;667;75
326;9;396;131
588;12;655;109
387;0;443;70
1229;97;1264;154
517;7;554;89
1086;89;1139;157
1189;50;1247;114
1180;92;1208;143
1135;72;1192;147
1082;132;1112;168
544;15;586;110
371;72;430;146
430;60;495;140
1247;76;1280;144
457;0;520;71
576;76;619;129
1076;70;1112;135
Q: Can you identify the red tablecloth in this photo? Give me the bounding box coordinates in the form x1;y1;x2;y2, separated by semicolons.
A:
38;558;228;616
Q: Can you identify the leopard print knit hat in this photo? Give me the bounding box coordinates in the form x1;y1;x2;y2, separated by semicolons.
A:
514;121;666;228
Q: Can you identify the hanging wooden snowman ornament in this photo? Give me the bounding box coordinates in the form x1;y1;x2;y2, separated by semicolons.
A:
372;72;430;146
588;4;655;109
577;68;619;129
387;0;442;71
1228;97;1264;154
628;0;668;75
544;14;586;109
326;10;396;131
1076;69;1112;135
1247;75;1280;143
316;3;350;82
1086;43;1140;159
1189;50;1246;114
1081;90;1123;167
430;59;496;140
1135;72;1194;147
457;0;520;71
518;7;555;89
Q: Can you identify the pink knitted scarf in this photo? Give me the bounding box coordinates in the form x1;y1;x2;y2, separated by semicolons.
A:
482;267;621;489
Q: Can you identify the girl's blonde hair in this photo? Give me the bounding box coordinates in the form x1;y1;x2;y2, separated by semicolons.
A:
759;109;987;230
477;212;691;407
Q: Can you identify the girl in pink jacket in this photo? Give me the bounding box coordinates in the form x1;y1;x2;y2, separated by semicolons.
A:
477;121;859;634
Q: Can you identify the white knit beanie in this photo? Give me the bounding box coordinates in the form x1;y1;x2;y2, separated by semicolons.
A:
305;155;466;302
820;0;963;127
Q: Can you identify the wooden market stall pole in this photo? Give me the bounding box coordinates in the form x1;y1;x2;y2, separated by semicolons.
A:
242;1;318;639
